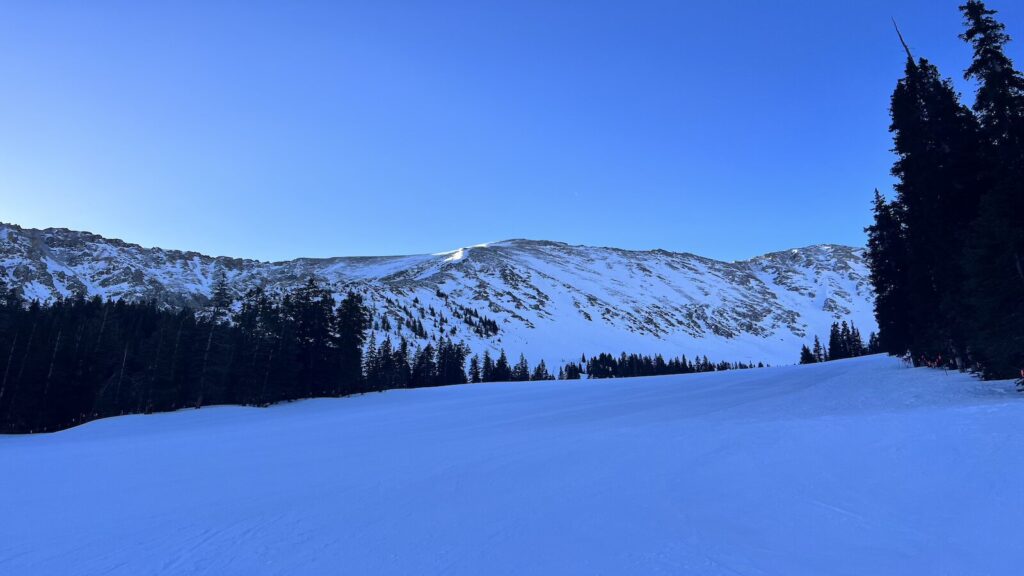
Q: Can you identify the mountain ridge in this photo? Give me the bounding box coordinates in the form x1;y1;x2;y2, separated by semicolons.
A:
0;222;876;366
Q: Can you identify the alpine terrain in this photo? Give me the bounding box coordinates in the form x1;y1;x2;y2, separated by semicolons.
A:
0;222;874;366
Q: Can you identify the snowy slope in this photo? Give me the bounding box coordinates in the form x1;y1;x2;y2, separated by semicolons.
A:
1;355;1020;575
0;223;875;366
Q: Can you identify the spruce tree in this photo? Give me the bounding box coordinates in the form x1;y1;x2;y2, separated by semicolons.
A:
865;189;912;355
482;350;495;382
336;291;370;394
492;350;512;382
511;354;530;382
468;354;481;384
799;345;816;364
812;335;826;362
959;1;1024;377
896;50;981;360
827;323;844;360
530;359;552;381
210;268;232;323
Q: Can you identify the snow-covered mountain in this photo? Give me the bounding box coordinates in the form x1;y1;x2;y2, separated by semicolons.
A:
0;222;875;366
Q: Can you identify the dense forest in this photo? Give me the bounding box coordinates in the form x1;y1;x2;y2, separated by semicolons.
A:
0;274;762;433
866;1;1024;380
0;277;371;433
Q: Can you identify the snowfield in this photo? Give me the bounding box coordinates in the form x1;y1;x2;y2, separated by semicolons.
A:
2;355;1022;575
0;223;877;367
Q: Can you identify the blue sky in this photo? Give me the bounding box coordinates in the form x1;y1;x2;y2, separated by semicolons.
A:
1;1;1021;261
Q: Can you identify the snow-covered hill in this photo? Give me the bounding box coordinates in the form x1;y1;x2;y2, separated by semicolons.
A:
1;355;1019;575
0;222;875;365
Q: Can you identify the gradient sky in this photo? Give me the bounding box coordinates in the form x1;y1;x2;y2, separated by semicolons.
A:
2;1;1022;262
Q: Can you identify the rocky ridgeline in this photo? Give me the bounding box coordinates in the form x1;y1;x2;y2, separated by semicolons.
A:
0;223;875;365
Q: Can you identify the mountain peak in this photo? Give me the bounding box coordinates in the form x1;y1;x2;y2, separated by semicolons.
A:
0;223;875;366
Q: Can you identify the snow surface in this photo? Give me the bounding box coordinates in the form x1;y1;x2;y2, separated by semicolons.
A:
0;224;875;368
3;355;1020;575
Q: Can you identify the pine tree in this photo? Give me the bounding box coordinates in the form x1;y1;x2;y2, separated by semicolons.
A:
866;189;912;355
799;344;816;364
827;323;844;360
393;337;411;388
482;350;495;382
562;362;582;380
959;1;1024;377
887;39;983;363
209;268;233;324
364;334;379;390
530;359;552;381
812;335;826;363
411;344;437;388
849;323;864;357
435;338;468;386
511;353;530;382
492;350;512;382
468;354;481;383
377;336;396;391
867;332;881;354
336;291;370;394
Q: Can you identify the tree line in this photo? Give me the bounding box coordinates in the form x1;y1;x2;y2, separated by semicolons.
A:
866;1;1024;379
564;352;763;380
0;277;371;433
799;322;880;364
0;273;768;433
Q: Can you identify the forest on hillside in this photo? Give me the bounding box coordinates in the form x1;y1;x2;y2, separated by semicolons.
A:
0;274;758;433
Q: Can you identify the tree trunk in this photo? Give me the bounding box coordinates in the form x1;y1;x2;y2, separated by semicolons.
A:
0;332;19;406
1015;251;1024;291
44;327;63;396
114;342;129;408
93;305;109;355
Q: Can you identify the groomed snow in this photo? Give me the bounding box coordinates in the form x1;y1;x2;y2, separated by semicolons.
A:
2;355;1021;575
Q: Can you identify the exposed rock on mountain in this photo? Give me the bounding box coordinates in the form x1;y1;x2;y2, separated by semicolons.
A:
0;223;875;365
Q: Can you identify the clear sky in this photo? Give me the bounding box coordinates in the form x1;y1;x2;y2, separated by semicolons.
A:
2;1;1021;261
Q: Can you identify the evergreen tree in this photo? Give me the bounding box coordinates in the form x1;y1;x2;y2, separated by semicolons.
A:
849;323;865;357
865;190;912;355
562;362;583;380
887;38;983;363
393;337;411;388
812;335;826;363
364;334;380;390
468;354;482;384
481;350;495;382
336;291;370;394
435;338;468;386
209;268;233;324
492;350;512;382
410;344;437;388
530;359;553;381
827;323;844;360
799;344;816;364
511;354;530;382
867;332;881;354
959;1;1024;377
